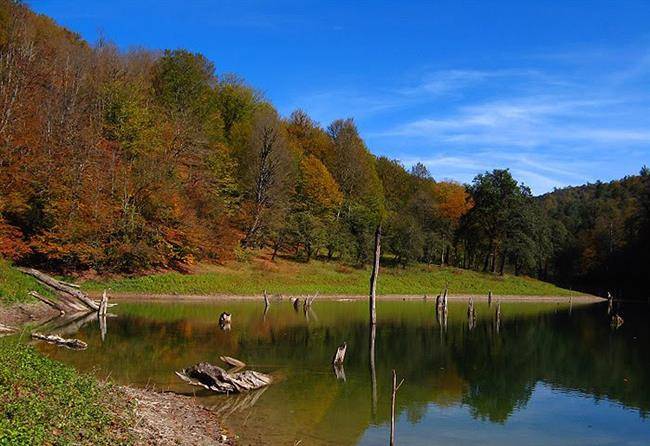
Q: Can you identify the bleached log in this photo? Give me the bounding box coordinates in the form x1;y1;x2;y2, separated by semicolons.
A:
220;356;246;369
31;332;87;350
58;280;80;289
176;362;272;393
28;291;66;314
18;268;99;310
263;290;270;309
332;342;347;365
0;323;16;334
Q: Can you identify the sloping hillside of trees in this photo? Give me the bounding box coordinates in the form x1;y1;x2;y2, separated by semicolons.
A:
540;169;650;299
1;1;648;299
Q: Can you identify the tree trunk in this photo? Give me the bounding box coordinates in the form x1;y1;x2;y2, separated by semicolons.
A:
369;323;377;417
499;251;506;275
369;225;381;326
390;370;404;446
18;268;99;311
482;250;491;272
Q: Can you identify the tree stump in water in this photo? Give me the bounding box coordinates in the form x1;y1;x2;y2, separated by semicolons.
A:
176;362;272;393
332;342;347;365
467;298;476;330
611;313;624;329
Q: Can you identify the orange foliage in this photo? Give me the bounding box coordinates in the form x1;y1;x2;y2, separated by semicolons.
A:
299;156;343;212
431;181;473;223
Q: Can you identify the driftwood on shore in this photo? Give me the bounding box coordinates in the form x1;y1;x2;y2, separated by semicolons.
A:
0;323;16;335
31;332;88;350
18;267;100;311
176;362;272;394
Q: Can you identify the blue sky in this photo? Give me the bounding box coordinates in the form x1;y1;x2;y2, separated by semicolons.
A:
28;0;650;194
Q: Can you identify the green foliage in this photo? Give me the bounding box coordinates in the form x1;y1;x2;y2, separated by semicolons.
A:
152;49;215;116
0;259;50;304
0;341;133;445
541;173;650;298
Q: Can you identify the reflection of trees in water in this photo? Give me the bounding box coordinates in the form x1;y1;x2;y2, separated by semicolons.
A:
40;302;650;444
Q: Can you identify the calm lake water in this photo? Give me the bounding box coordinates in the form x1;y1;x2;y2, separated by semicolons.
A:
36;299;650;445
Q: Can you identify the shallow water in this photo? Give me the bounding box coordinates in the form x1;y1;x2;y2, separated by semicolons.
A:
37;299;650;445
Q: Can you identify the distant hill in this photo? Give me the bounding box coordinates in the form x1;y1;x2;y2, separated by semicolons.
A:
539;169;650;299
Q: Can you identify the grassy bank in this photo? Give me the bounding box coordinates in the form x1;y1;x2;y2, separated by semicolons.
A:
0;259;52;305
82;259;573;297
0;340;133;445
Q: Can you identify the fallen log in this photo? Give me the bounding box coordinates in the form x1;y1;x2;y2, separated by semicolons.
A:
0;323;16;334
31;332;87;350
220;355;246;369
176;362;272;393
28;291;66;314
18;268;99;311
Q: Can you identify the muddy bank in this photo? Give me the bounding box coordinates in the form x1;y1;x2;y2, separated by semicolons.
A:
0;301;59;328
94;292;603;303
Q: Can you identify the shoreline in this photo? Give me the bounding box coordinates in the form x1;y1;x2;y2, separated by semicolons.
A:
91;292;604;303
0;301;232;445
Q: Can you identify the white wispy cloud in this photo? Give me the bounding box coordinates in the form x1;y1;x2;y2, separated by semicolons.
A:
285;49;650;193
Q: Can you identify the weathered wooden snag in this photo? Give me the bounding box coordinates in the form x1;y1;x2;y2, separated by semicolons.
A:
390;369;405;446
176;362;272;393
28;291;66;315
220;356;246;369
611;313;624;329
31;332;87;350
369;225;381;326
467;298;476;330
332;342;347;365
488;290;493;307
495;301;501;333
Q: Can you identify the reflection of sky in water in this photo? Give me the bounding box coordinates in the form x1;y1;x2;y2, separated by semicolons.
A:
36;300;650;446
361;383;650;446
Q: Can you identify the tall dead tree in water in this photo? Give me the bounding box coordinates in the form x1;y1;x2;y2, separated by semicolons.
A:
369;323;377;417
369;225;381;326
390;369;405;446
467;298;476;331
495;301;501;333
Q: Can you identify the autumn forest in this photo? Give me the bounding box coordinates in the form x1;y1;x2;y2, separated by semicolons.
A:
1;0;649;299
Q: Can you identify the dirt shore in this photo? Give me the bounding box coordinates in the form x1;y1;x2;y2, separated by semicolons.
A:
95;292;604;303
0;301;232;446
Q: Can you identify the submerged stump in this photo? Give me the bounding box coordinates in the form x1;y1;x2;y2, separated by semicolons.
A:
176;362;272;394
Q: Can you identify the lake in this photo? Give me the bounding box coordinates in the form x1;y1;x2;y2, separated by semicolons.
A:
36;298;650;445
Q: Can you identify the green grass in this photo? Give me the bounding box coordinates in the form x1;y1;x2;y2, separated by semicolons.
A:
0;340;133;445
82;259;573;297
0;259;53;305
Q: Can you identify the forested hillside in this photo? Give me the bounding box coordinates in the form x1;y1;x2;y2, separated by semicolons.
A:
540;170;650;299
1;1;648;299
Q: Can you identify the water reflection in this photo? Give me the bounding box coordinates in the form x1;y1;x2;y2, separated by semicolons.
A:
37;300;650;445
